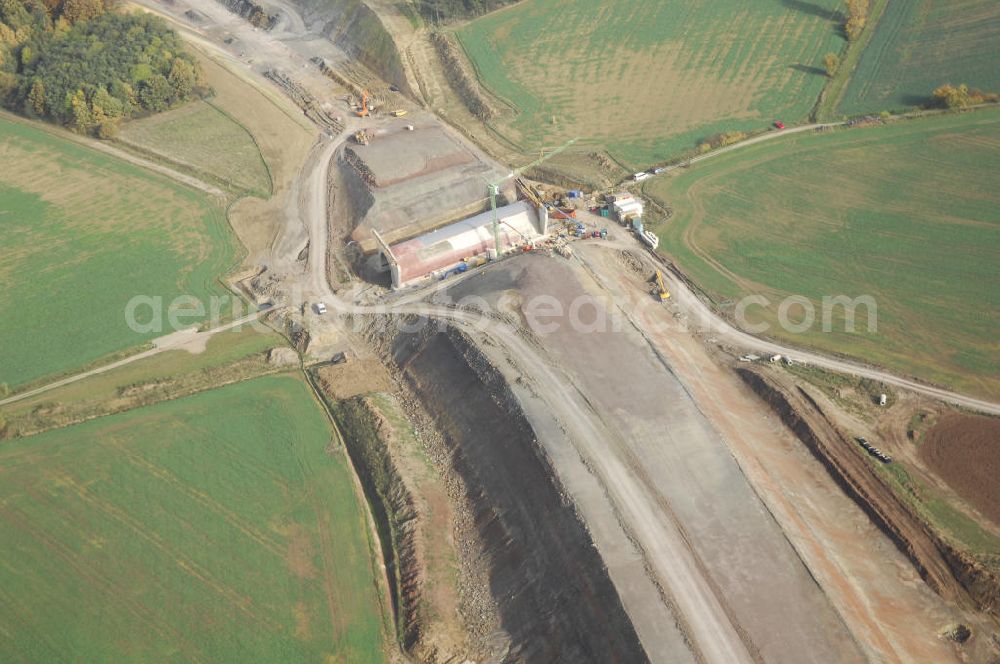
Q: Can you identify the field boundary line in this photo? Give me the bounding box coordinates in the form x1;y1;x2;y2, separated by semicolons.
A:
205;100;276;198
449;29;521;116
0;110;225;197
303;369;402;649
0;312;271;408
8;365;289;440
842;0;905;110
109;135;254;199
814;0;891;121
447;26;534;155
112;102;272;200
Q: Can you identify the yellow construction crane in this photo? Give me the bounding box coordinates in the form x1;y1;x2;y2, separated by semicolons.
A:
655;270;670;301
485;138;577;258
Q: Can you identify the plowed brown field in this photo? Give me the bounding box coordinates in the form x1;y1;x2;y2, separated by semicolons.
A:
921;413;1000;526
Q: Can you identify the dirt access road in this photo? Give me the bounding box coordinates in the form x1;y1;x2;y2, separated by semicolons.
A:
372;237;973;663
0;311;271;408
657;252;1000;417
572;228;1000;417
7;4;994;661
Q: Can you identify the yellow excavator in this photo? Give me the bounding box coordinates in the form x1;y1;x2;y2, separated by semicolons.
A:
655;269;670;301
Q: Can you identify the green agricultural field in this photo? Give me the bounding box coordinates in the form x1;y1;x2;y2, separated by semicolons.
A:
0;115;238;390
647;110;1000;398
0;374;386;663
0;326;286;437
457;0;846;168
839;0;1000;115
118;101;272;196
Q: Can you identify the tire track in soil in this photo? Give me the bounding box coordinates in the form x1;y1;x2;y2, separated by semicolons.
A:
0;501;209;663
45;470;279;631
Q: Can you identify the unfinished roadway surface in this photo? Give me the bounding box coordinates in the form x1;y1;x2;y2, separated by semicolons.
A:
39;3;993;661
411;254;864;664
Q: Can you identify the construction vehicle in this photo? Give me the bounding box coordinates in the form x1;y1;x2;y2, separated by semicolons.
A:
356;89;371;117
640;229;659;250
484;138;577;259
391;109;407;117
655;270;670;301
440;262;469;280
353;129;371;145
855;437;892;463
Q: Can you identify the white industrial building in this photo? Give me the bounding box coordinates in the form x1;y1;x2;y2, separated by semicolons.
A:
612;194;643;222
377;200;547;288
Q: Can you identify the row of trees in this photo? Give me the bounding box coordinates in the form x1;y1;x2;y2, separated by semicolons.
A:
696;130;748;154
818;1;867;80
932;84;1000;109
0;0;204;136
843;0;869;41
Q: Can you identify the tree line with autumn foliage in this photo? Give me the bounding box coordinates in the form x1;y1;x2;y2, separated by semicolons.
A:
0;0;205;137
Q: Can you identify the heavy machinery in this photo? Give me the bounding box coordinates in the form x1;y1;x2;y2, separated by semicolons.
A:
356;89;371;117
640;230;660;250
391;109;407;117
353;129;371;145
654;270;670;301
484;138;577;258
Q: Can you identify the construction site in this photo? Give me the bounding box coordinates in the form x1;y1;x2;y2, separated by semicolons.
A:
309;107;1000;659
34;0;1000;662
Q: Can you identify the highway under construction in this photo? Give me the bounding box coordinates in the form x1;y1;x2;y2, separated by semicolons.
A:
92;0;1000;661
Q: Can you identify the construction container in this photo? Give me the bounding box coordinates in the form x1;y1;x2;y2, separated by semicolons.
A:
614;200;643;221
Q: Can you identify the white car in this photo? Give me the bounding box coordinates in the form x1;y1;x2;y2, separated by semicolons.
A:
314;302;328;315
